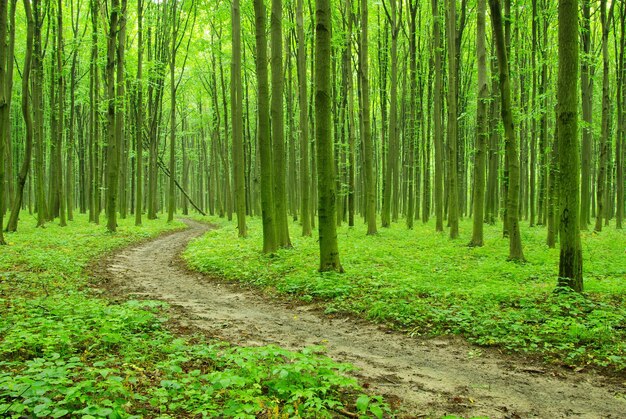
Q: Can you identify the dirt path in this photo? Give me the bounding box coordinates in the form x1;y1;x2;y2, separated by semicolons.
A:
100;219;626;418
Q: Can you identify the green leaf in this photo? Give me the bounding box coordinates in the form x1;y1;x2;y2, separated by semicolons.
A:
356;395;370;412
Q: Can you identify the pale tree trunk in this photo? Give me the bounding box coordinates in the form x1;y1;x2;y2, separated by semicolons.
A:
557;0;583;291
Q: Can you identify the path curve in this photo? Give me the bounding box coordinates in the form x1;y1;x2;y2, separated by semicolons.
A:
102;219;626;418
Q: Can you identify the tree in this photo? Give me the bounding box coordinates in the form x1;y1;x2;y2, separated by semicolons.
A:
315;0;342;272
5;0;32;233
432;0;444;232
254;0;278;253
0;0;7;244
296;0;311;236
106;0;120;232
135;0;143;226
469;0;488;247
271;0;291;247
360;0;377;235
595;0;616;232
446;0;459;238
231;0;246;237
489;0;524;261
556;0;582;291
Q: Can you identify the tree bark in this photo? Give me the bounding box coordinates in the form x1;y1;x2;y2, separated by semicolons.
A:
254;0;278;253
557;0;583;291
489;0;524;261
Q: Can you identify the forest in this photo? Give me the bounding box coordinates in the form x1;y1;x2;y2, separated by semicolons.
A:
0;0;625;417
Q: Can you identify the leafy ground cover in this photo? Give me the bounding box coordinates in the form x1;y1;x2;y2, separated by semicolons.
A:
184;217;626;371
0;215;387;418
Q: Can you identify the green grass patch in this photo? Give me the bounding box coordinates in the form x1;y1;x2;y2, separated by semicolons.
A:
0;214;387;418
184;216;626;371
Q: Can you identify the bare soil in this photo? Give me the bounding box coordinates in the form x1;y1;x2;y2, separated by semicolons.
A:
95;219;626;418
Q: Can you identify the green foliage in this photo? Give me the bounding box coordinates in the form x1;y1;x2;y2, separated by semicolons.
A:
184;217;626;370
0;215;383;417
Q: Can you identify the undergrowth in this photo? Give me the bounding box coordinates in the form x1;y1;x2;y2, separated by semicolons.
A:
0;215;388;418
184;216;626;371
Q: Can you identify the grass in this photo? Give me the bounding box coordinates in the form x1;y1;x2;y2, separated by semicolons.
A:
0;214;388;418
184;216;626;371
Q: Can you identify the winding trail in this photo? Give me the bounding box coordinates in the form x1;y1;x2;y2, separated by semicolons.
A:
101;219;626;418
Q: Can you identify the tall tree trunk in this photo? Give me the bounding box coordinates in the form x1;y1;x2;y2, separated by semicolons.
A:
33;0;45;226
447;0;459;238
360;0;377;235
557;0;583;291
432;0;444;232
595;0;615;232
167;0;177;223
271;0;291;246
0;0;8;243
489;0;524;261
470;0;488;246
231;0;246;237
106;0;120;232
135;0;143;226
580;0;593;229
5;0;35;233
254;0;277;253
316;0;342;272
56;0;67;227
617;1;625;229
297;0;311;236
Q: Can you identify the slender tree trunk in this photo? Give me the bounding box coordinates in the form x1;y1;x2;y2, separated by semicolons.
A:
271;0;291;246
489;0;524;261
297;0;311;236
56;0;67;227
617;1;625;229
316;0;342;272
595;0;615;232
232;0;246;237
254;0;277;253
470;0;488;246
0;0;8;243
168;1;177;223
135;0;143;226
5;0;35;233
447;0;459;238
433;0;444;232
33;0;45;226
106;0;120;232
557;0;583;291
360;0;377;235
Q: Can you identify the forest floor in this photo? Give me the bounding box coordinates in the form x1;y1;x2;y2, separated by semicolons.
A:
98;219;626;418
